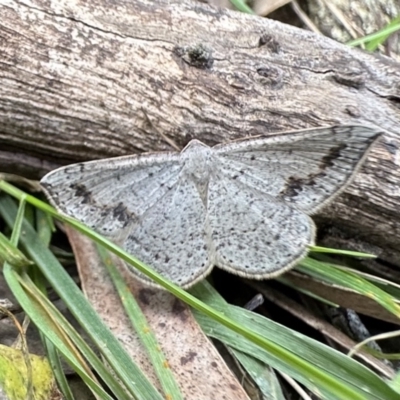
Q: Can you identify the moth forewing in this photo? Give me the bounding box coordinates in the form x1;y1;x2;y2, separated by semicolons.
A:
40;124;383;288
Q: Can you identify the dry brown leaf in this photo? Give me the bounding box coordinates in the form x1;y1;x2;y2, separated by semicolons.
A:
66;227;250;400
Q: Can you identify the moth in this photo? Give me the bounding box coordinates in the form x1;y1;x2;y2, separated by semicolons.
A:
41;125;381;288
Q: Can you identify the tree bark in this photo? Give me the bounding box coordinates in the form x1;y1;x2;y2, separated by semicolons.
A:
1;0;400;267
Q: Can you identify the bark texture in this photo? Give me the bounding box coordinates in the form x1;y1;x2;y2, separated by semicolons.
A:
1;0;400;268
306;0;400;61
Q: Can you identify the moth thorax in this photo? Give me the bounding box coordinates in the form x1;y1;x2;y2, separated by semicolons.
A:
181;143;213;185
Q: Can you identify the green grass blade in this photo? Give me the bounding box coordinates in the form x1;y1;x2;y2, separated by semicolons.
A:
310;245;376;258
1;181;399;399
229;0;254;14
347;18;400;48
4;271;117;400
0;196;31;267
191;282;399;400
298;258;400;318
43;340;75;400
229;349;285;400
0;192;164;400
0;231;32;268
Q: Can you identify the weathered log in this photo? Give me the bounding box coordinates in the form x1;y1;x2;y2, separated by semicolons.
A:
0;0;400;267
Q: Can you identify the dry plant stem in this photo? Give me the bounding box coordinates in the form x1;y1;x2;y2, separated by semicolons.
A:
291;1;321;33
321;0;362;39
0;0;400;266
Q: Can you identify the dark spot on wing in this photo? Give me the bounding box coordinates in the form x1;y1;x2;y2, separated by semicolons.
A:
279;166;327;200
279;176;304;198
70;183;92;204
112;202;131;223
320;143;347;168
